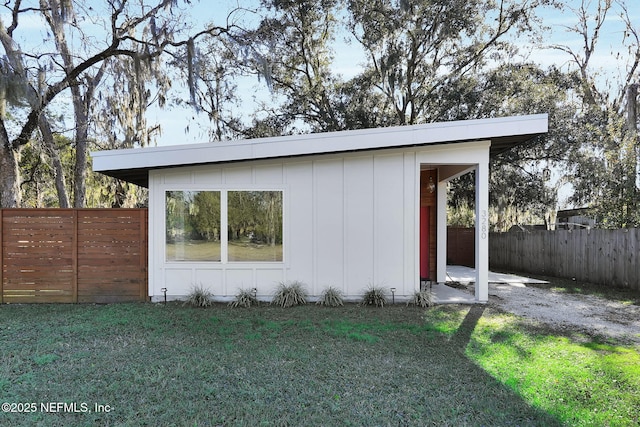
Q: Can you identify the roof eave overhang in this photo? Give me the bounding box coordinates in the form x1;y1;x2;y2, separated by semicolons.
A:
93;114;548;188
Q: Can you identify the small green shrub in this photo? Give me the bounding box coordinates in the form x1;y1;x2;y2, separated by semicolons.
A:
272;281;307;308
316;286;344;307
361;285;387;307
407;290;434;308
184;284;214;308
229;289;259;308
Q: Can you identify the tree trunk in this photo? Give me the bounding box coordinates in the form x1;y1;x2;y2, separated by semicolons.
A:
38;115;69;208
626;83;639;226
0;133;20;208
73;120;87;208
71;85;89;208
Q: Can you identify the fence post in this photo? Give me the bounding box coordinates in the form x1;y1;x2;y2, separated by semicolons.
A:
140;209;148;301
72;209;78;303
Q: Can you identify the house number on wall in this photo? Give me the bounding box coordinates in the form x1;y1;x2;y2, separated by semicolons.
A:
480;210;488;240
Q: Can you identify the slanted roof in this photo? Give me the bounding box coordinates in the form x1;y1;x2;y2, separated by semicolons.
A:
92;114;548;187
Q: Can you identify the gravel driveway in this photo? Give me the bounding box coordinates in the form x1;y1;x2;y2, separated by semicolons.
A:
488;282;640;344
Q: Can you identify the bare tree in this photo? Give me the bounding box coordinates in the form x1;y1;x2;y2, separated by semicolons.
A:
0;0;231;207
347;0;548;125
551;0;640;227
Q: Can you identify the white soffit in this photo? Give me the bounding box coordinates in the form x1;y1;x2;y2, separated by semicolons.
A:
92;114;548;186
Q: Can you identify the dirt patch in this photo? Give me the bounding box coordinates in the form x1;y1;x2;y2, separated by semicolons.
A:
485;282;640;344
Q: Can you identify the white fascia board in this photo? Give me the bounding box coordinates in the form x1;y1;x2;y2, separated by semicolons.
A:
92;114;547;173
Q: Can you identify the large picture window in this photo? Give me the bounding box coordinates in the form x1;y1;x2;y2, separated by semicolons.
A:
228;191;283;262
165;190;283;263
166;191;221;261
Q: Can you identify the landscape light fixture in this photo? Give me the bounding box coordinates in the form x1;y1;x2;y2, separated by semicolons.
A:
252;288;258;299
390;287;396;304
161;287;167;305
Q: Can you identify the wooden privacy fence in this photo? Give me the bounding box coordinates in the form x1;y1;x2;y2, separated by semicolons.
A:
490;228;640;290
1;209;148;303
447;227;475;268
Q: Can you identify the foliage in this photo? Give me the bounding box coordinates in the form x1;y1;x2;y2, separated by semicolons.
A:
228;191;283;246
316;286;344;307
0;1;233;208
567;107;640;228
271;280;307;307
361;285;387;307
3;0;639;230
184;284;214;308
546;1;640;228
346;0;543;126
232;0;343;133
166;190;221;242
192;191;222;240
407;290;434;308
229;288;259;308
208;0;639;231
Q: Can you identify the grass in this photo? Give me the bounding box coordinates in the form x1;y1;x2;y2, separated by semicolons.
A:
0;297;638;426
228;240;283;262
166;240;221;261
166;240;283;262
467;309;640;426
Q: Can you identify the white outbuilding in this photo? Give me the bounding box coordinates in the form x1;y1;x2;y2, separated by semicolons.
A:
92;114;548;303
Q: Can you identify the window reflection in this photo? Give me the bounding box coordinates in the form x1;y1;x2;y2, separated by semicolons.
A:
228;191;283;262
165;191;221;261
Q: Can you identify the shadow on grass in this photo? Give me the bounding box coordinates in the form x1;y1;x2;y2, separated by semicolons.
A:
451;305;486;349
0;303;565;426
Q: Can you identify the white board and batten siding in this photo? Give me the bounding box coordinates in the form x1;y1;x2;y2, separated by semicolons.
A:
93;114;549;303
149;141;488;302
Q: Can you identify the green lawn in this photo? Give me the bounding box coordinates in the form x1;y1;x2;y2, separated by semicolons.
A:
166;240;283;262
0;301;638;426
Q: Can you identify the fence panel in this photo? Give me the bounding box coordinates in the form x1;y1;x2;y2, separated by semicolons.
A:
489;228;640;290
1;209;147;303
447;228;475;267
77;209;147;303
1;210;76;303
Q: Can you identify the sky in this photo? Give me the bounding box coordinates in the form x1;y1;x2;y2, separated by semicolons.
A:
2;0;635;148
147;0;638;148
1;0;636;212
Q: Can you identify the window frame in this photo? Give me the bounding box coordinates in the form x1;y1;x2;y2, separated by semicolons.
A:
163;186;285;265
165;190;222;262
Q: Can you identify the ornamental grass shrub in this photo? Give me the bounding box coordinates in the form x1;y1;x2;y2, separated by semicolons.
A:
184;284;214;308
229;288;259;308
272;281;307;308
316;286;344;307
361;285;387;307
407;290;434;308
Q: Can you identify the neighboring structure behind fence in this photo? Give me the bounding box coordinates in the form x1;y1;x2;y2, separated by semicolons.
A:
490;228;639;290
1;209;148;303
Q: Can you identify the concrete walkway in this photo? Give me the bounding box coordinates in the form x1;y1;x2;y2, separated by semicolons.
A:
430;265;548;304
446;265;548;286
430;283;476;304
